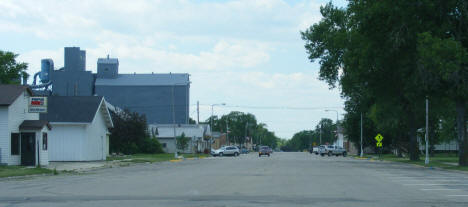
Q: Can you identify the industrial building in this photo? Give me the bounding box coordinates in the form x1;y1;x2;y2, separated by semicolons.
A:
31;47;190;124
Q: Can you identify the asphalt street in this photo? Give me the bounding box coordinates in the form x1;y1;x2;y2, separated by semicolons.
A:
1;152;468;207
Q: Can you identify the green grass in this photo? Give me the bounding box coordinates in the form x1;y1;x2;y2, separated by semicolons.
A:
0;166;54;178
106;153;208;163
360;153;468;171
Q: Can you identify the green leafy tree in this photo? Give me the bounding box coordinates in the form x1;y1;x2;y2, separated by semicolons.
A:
0;50;29;84
109;109;162;154
176;133;190;152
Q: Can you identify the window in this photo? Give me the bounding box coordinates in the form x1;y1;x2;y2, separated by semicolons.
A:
162;143;167;148
11;133;19;155
42;133;48;150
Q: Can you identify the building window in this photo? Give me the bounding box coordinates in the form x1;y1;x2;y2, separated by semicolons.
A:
11;133;19;155
162;143;167;148
42;133;48;150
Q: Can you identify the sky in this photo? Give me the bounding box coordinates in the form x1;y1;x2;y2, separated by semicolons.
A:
0;0;348;139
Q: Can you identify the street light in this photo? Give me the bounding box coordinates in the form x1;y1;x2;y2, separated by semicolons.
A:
210;103;226;150
325;109;339;146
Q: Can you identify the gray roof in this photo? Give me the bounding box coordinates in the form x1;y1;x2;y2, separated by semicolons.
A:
19;120;51;130
95;73;190;86
40;96;104;123
0;85;33;106
98;58;118;64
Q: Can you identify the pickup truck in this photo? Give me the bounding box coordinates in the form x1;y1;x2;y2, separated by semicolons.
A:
311;146;320;155
318;145;347;157
329;146;347;157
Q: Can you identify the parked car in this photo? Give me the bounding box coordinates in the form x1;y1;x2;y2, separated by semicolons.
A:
312;146;320;155
259;146;271;157
318;145;335;156
211;146;240;157
330;146;347;157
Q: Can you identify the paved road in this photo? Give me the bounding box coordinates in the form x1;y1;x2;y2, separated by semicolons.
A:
1;152;468;207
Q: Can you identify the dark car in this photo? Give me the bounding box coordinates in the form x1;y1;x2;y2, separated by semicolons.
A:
259;146;271;157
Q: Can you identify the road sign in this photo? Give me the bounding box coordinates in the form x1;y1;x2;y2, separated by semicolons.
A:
375;134;383;148
375;134;383;142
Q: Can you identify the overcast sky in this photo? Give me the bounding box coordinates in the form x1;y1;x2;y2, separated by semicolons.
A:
1;0;347;139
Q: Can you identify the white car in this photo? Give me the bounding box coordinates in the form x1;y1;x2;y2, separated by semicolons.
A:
211;146;240;157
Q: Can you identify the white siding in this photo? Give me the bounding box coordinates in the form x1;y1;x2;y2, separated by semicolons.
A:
84;104;108;160
0;107;9;164
48;124;86;161
7;92;39;165
38;128;49;166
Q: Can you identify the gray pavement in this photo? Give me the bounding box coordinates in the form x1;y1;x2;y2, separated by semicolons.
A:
1;152;468;206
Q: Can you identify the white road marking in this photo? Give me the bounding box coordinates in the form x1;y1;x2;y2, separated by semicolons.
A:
404;184;468;186
420;189;460;191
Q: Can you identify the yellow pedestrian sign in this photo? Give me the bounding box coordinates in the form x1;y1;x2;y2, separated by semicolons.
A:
375;134;383;148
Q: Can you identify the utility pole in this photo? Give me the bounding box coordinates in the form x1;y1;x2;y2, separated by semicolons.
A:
360;112;364;157
227;121;229;146
197;101;199;124
319;123;322;145
171;85;178;158
210;103;225;150
425;97;429;165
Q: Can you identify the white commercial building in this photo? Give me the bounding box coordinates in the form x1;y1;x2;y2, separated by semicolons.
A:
40;96;113;161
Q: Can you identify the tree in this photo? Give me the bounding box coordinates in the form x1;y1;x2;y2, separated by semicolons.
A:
109;109;162;154
176;133;190;152
0;50;28;84
417;31;468;165
301;1;450;160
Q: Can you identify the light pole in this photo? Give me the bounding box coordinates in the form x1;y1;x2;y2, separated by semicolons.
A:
325;109;339;146
360;112;364;157
210;103;226;150
171;85;177;158
425;97;429;165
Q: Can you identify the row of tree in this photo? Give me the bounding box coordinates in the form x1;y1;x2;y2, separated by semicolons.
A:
301;0;468;165
207;111;280;149
281;118;336;152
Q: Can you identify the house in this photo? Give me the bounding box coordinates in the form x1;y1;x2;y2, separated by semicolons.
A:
211;132;227;149
40;96;113;161
148;124;210;153
0;85;51;166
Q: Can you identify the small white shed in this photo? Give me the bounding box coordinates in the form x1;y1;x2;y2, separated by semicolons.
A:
40;96;113;161
0;85;51;166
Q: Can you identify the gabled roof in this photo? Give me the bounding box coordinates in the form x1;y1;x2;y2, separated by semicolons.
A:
0;84;33;106
19;120;51;130
40;96;112;128
95;73;190;86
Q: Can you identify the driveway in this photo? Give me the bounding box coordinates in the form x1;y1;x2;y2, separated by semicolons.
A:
1;152;468;206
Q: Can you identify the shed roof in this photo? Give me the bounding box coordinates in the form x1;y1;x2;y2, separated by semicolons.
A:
95;73;190;86
19;120;51;130
40;96;106;124
0;85;33;106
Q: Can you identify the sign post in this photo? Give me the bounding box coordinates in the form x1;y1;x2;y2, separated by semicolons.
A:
375;134;383;159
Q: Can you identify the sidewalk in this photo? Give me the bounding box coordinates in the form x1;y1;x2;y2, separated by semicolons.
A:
46;161;110;172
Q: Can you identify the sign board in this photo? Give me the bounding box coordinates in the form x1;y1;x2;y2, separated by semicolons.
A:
28;97;47;113
375;134;383;148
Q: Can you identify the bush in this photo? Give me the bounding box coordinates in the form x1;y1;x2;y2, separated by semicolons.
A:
141;137;164;154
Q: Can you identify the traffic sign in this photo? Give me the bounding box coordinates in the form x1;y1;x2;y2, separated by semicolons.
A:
375;134;383;142
376;142;382;147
